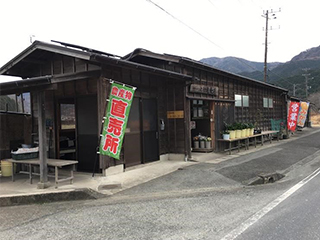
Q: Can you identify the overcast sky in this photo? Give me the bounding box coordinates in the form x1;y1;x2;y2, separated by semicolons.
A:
0;0;319;82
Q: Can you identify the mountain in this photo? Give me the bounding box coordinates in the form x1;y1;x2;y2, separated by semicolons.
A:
200;45;320;102
200;56;281;74
291;46;320;61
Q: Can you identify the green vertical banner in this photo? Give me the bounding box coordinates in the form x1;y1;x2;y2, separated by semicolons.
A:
100;82;136;159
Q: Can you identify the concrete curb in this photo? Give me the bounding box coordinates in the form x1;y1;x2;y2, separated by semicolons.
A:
0;188;105;207
1;127;319;207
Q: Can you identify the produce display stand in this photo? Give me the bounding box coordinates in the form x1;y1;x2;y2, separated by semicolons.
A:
7;158;78;188
217;136;248;155
218;131;279;155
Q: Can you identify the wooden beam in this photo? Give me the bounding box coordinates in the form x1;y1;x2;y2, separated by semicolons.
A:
0;83;57;96
51;70;101;83
37;91;50;188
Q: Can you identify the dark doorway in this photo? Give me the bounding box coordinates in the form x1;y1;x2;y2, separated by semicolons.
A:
142;98;159;163
76;95;98;172
57;98;76;160
124;98;142;167
124;98;159;167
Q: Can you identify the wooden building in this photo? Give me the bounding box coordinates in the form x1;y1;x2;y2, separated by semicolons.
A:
0;41;288;178
124;48;289;154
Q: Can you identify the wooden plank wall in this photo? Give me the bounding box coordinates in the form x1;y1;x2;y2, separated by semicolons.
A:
177;64;287;130
99;65;180;167
234;81;286;130
0;113;32;159
31;54;100;160
166;81;186;153
31;79;98;159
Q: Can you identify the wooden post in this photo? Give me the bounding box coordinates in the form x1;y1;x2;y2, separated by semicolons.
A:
184;85;192;160
37;91;50;189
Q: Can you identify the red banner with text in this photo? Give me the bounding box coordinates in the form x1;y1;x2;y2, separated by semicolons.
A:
287;101;300;131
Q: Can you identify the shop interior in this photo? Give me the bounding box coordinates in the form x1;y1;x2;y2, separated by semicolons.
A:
191;100;212;151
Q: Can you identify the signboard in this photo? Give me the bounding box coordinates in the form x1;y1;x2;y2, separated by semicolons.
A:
189;84;218;97
287;101;300;131
190;121;196;129
167;110;184;119
99;82;136;159
297;102;309;127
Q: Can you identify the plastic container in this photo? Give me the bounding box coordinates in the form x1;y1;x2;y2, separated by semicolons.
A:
11;152;39;160
1;160;12;177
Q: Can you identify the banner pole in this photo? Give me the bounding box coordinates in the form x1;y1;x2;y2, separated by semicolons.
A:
95;80;136;176
92;87;110;177
103;78;136;89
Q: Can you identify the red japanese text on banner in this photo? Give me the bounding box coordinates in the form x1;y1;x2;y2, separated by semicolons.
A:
297;102;309;127
99;82;136;159
287;101;300;131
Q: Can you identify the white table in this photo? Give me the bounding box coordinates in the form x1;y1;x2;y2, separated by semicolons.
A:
7;158;78;188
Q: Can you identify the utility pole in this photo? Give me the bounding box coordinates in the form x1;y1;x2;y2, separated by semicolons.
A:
293;84;296;96
302;68;310;99
262;9;280;82
263;10;269;83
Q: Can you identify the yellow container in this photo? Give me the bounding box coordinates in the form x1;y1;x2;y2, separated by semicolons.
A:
241;129;246;138
246;128;250;137
1;160;12;177
235;130;242;138
229;130;236;139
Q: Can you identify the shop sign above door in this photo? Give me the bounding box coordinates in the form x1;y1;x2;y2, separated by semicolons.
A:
189;84;218;96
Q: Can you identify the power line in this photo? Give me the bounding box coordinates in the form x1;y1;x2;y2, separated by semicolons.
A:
146;0;223;50
207;0;216;7
146;0;289;88
146;0;266;73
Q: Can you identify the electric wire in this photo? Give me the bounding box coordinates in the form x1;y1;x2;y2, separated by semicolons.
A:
146;0;223;50
146;0;268;76
146;0;296;92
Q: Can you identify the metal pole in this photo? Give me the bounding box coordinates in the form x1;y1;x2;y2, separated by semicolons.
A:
264;10;269;83
305;77;308;99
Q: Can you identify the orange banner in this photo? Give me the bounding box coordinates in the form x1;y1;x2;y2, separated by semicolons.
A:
297;102;309;127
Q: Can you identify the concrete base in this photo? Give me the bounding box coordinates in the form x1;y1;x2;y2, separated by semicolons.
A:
103;164;124;176
168;153;185;161
37;181;51;189
160;154;169;161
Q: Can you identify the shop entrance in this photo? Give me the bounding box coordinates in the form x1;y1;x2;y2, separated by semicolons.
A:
57;98;76;161
76;95;98;172
56;95;98;172
124;98;159;167
142;98;159;163
191;100;214;151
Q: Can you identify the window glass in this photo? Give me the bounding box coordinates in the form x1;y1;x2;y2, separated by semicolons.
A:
268;98;273;108
263;98;268;108
22;93;31;114
60;104;76;130
243;95;249;107
235;94;242;107
0;95;16;111
0;93;31;114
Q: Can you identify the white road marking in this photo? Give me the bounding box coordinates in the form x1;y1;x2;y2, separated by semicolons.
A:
221;167;320;240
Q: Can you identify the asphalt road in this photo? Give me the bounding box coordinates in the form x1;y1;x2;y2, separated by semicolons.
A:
234;167;320;240
0;129;320;240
